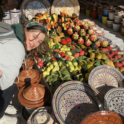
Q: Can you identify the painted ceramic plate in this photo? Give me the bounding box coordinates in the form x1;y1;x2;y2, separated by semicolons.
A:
81;111;123;124
104;88;124;122
51;0;80;16
52;81;99;124
88;65;124;94
20;0;50;20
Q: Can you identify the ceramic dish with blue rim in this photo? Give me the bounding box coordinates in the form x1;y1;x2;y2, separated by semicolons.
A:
97;35;112;44
104;88;124;122
52;81;99;124
88;65;124;95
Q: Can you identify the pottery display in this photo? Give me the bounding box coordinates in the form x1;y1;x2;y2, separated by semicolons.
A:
52;81;99;124
113;23;121;32
81;111;123;124
88;65;124;94
15;69;41;88
102;16;108;25
20;0;50;21
104;88;124;122
108;12;114;20
4;11;10;19
10;8;20;24
51;0;80;16
22;58;35;70
27;107;56;124
18;80;50;108
121;26;124;36
114;15;122;23
107;19;113;28
2;17;11;24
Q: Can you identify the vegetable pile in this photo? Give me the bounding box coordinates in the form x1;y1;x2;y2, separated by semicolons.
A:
34;12;124;93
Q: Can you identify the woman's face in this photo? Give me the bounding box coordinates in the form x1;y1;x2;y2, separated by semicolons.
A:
25;29;45;51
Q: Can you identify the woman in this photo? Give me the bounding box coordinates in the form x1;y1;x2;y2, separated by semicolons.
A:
0;21;50;119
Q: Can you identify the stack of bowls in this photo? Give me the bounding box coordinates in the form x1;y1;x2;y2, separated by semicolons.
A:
97;4;103;22
2;11;11;24
102;5;109;25
107;10;114;28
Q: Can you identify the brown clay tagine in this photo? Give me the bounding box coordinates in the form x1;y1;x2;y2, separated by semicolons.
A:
15;69;41;88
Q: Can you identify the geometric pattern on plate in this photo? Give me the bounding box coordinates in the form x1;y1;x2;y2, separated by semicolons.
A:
51;0;80;16
88;65;124;93
52;81;98;124
104;88;124;120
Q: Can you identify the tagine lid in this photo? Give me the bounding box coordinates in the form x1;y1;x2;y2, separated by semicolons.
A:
23;80;45;101
19;69;37;81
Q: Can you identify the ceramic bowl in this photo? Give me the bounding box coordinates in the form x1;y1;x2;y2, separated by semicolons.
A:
114;15;122;23
2;17;11;24
107;19;113;28
88;65;124;94
108;12;115;20
81;111;123;124
104;88;124;122
52;81;99;124
113;23;121;32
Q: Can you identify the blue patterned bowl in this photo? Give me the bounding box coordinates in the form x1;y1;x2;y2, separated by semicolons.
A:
52;81;99;124
88;65;124;94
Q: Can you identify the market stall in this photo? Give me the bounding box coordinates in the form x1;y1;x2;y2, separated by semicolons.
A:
1;0;124;124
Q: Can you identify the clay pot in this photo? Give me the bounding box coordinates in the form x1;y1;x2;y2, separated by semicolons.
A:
15;69;41;88
113;23;121;32
18;80;50;108
107;19;113;28
23;82;45;101
121;26;124;36
114;15;122;23
22;58;35;70
91;10;97;19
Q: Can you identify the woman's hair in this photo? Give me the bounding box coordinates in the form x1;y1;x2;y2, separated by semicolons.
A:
22;21;52;58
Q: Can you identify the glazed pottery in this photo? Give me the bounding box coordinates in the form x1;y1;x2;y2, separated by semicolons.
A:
86;9;91;17
108;12;114;20
10;8;20;24
27;107;54;124
15;69;41;88
4;11;10;19
22;58;35;70
113;23;121;32
97;35;112;44
91;10;97;19
104;88;124;122
52;81;99;124
103;9;108;16
21;0;50;21
121;26;124;36
51;0;80;16
102;16;108;25
81;111;123;124
23;81;45;101
88;65;124;94
18;82;50;108
107;19;113;28
114;15;122;23
98;14;102;22
2;17;11;24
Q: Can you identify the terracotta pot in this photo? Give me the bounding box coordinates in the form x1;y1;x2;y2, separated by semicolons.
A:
121;26;124;36
107;19;113;28
91;10;97;19
114;15;122;23
22;58;35;70
18;81;50;108
15;69;41;88
113;23;121;32
23;81;45;101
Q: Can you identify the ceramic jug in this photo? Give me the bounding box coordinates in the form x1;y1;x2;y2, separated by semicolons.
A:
10;8;20;24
